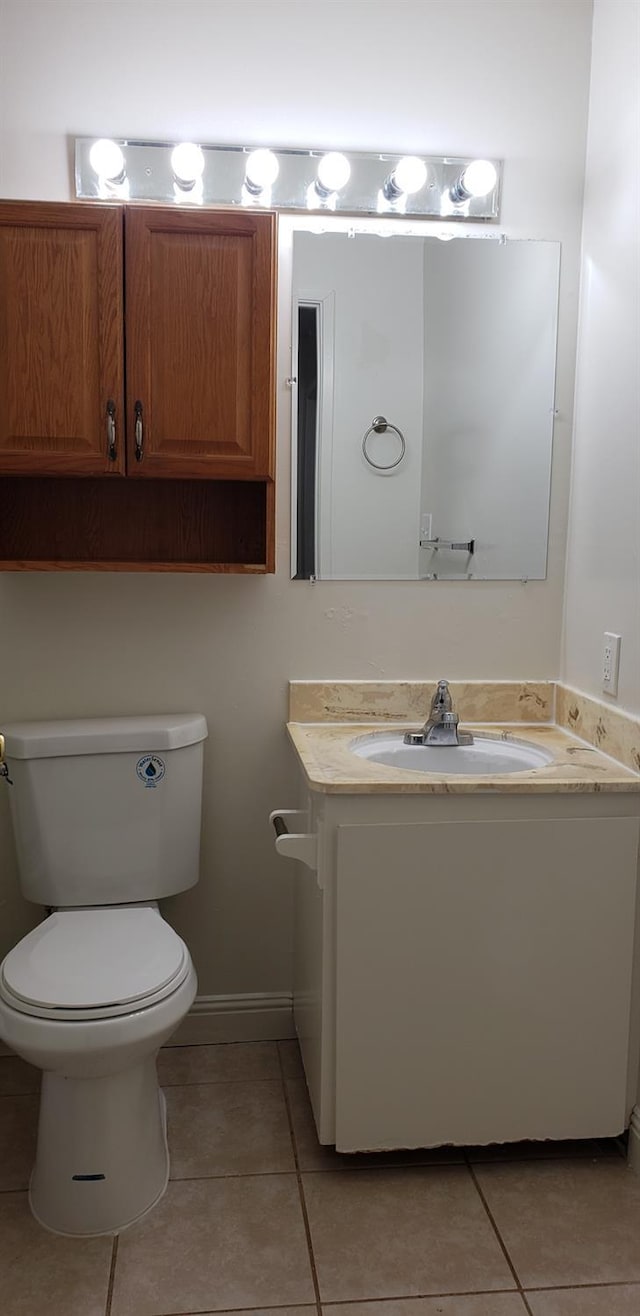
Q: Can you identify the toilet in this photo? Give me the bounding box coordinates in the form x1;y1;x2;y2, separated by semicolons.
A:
0;713;207;1237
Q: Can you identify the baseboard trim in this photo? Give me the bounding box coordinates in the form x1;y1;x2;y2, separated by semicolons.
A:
167;992;295;1046
628;1106;640;1174
0;994;295;1055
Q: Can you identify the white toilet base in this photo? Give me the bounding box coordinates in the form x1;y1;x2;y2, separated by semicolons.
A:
30;1056;169;1236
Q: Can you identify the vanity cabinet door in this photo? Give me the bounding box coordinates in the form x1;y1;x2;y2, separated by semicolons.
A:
334;817;640;1152
0;202;124;475
124;207;276;480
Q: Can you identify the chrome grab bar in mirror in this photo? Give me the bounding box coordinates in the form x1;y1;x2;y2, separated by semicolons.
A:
420;537;475;553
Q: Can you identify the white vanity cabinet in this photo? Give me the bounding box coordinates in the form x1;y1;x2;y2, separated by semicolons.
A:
289;788;640;1152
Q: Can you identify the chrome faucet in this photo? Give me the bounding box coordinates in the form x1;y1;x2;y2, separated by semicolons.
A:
404;679;474;747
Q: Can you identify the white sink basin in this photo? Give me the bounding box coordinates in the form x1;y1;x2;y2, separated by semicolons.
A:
350;733;554;775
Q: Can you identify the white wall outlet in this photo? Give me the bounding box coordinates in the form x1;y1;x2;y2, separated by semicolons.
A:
602;632;621;696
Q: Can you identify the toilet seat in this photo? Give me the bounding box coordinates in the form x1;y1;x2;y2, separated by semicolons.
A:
0;905;190;1021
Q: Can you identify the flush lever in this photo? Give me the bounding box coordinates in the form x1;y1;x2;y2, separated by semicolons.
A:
0;734;13;785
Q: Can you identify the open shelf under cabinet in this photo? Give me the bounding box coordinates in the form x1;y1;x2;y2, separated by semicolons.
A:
0;477;274;573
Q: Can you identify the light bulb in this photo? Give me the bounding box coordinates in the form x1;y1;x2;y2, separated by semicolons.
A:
245;149;279;195
394;156;428;194
316;152;351;195
460;159;497;198
89;139;125;182
171;142;205;186
384;156;428;200
450;159;498;204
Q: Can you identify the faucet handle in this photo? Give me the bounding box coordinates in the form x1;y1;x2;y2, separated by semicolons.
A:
430;679;453;713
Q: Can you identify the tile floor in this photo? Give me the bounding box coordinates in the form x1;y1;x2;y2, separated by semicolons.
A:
1;1040;640;1314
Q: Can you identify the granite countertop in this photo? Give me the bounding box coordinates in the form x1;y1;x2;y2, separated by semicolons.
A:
286;721;640;794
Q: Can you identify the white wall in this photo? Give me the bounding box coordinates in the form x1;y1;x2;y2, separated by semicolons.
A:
561;0;640;715
0;0;592;996
293;233;425;579
421;238;560;580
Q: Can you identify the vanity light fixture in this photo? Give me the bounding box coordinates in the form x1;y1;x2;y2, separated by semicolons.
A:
383;155;428;201
89;138;126;184
171;142;205;204
75;138;502;221
315;151;351;198
171;142;205;189
449;159;498;203
244;148;280;196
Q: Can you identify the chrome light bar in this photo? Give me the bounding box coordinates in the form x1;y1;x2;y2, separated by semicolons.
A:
75;138;502;221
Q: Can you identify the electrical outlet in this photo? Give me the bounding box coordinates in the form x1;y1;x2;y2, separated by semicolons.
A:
602;632;621;696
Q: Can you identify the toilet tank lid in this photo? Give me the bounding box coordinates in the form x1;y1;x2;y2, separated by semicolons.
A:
1;713;208;759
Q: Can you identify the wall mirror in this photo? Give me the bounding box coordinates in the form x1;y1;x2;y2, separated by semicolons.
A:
291;230;560;580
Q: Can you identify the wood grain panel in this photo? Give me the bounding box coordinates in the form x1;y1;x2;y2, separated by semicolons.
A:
150;234;251;454
0;477;269;571
265;478;276;574
125;207;276;480
0;202;124;474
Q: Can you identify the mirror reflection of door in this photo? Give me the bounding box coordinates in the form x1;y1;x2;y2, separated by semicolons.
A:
292;232;560;582
295;305;318;579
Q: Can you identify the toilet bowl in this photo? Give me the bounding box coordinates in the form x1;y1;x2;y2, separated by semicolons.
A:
0;903;197;1236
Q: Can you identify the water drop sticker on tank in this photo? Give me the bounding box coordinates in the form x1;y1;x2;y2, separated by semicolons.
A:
135;755;166;787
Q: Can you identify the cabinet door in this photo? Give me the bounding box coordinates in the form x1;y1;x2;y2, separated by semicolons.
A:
335;817;640;1152
0;202;124;475
125;208;276;479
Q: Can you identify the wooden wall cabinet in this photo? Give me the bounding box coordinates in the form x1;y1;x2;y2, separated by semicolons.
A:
0;201;276;572
0;203;124;478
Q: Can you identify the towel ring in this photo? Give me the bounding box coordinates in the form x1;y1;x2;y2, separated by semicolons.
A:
362;416;406;471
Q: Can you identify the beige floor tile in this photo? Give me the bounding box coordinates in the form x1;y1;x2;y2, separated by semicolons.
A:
0;1056;40;1095
302;1166;515;1301
0;1094;38;1190
158;1040;280;1085
323;1299;527;1316
287;1077;464;1171
278;1038;305;1078
0;1192;113;1316
166;1079;295;1177
526;1284;640;1315
475;1159;640;1288
180;1310;315;1316
111;1175;315;1315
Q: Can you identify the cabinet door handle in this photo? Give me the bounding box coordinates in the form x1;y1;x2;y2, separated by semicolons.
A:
106;400;117;461
134;400;144;462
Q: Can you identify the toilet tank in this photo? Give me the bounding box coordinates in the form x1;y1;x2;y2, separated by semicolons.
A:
1;714;208;906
